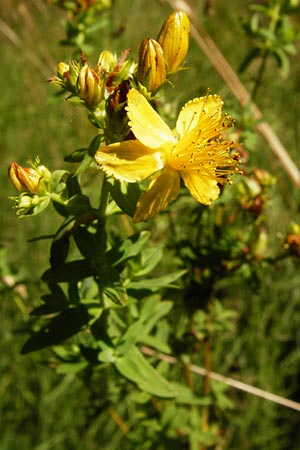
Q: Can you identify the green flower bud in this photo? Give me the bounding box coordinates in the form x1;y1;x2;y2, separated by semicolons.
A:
9;159;51;195
250;228;268;259
157;11;190;72
137;38;167;94
77;65;103;108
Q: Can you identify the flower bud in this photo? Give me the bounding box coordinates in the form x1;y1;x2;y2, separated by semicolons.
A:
9;160;51;195
250;227;268;259
57;62;70;80
98;50;117;74
77;65;103;108
157;11;190;72
137;38;167;93
288;223;300;235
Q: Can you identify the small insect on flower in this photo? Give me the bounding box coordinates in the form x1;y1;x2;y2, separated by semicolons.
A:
95;89;240;222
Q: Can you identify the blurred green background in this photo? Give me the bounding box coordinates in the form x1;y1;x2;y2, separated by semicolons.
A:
1;0;300;449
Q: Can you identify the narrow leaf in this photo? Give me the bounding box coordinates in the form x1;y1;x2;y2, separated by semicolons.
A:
115;346;178;398
129;269;187;291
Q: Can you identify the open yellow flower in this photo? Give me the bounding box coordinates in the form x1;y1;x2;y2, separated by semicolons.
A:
95;89;239;222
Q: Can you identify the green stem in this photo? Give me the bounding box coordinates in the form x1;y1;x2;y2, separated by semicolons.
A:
98;170;108;217
251;49;269;101
251;3;281;101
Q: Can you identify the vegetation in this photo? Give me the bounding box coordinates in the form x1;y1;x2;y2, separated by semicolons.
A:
1;1;300;449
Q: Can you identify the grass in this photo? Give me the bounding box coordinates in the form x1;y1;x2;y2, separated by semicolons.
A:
1;0;300;448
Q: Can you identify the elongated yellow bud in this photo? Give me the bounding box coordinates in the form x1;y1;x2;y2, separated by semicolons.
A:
9;160;51;195
157;11;190;72
77;65;103;108
137;38;167;93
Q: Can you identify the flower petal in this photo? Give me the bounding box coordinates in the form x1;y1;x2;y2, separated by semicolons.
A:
127;89;175;149
176;95;223;139
133;167;180;222
181;171;220;205
95;140;164;182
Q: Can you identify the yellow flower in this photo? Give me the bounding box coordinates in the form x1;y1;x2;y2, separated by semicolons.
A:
95;89;239;222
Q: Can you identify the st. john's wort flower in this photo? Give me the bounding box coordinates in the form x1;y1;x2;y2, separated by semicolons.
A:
95;89;240;222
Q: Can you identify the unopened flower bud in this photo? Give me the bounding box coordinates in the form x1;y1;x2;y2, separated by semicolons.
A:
57;62;70;80
98;50;117;74
288;223;300;235
9;160;51;195
157;11;190;72
250;228;268;259
78;65;103;108
137;38;167;93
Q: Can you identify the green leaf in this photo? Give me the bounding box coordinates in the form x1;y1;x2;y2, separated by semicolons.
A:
42;260;96;283
21;306;89;354
100;267;127;305
64;148;87;163
139;335;171;354
88;133;103;157
140;296;173;334
75;154;96;176
129;269;187;291
67;194;91;216
273;48;290;78
134;246;163;277
66;174;82;196
73;225;105;261
105;231;151;267
117;321;144;355
56;361;89;374
108;179;140;217
50;236;70;268
115;346;178;398
173;384;212;405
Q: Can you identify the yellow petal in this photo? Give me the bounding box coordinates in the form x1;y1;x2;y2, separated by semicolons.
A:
181;171;220;205
133;167;180;222
176;95;223;139
127;89;175;149
95;140;164;182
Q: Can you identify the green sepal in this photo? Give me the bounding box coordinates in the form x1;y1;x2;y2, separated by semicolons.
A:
16;196;50;218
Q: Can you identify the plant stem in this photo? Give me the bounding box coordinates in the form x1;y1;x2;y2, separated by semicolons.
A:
251;49;269;101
